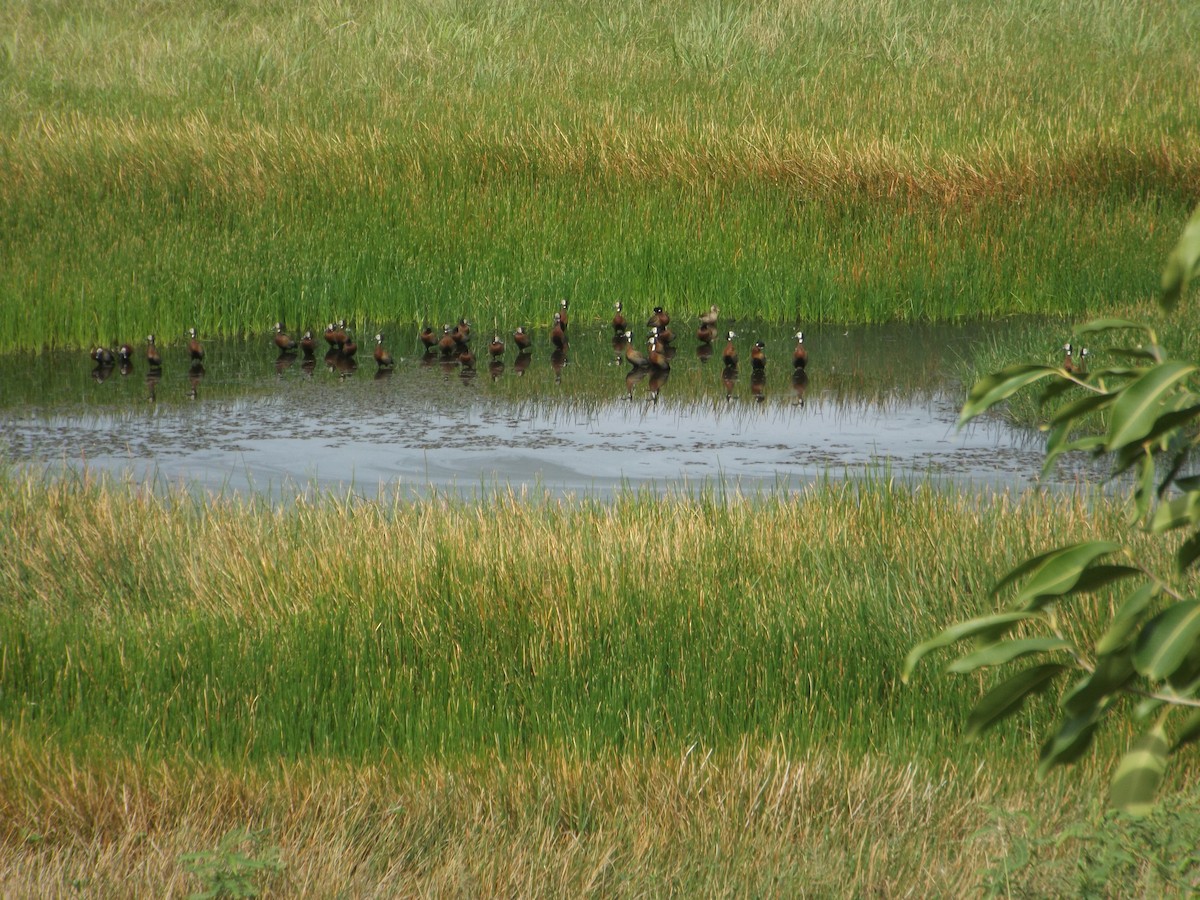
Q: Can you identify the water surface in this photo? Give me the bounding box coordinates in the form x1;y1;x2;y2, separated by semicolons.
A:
1;322;1100;497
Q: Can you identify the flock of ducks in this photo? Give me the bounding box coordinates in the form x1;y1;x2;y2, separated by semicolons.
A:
87;303;814;402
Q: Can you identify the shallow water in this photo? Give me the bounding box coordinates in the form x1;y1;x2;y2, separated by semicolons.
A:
1;322;1101;497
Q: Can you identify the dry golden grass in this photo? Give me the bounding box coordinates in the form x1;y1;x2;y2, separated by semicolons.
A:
0;738;1110;897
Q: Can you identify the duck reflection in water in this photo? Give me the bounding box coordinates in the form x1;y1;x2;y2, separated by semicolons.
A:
722;365;738;401
188;362;206;400
514;351;532;376
551;348;568;383
751;369;766;404
488;359;505;381
648;368;670;403
146;368;161;403
625;366;649;399
791;368;809;407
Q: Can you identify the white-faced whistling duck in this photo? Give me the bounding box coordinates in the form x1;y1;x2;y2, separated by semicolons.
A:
648;335;671;372
792;331;808;369
722;330;738;368
647;305;670;328
1077;347;1089;375
373;333;394;368
612;301;627;332
187;327;205;362
146;334;163;368
751;340;766;371
325;320;347;350
558;299;569;332
696;322;716;344
274;322;299;354
457;317;472;341
654;323;675;345
1061;342;1075;374
340;332;358;359
623;331;650;368
438;325;458;355
699;304;720;327
513;325;532;352
117;343;134;365
551;312;568;349
419;324;437;349
300;330;317;358
489;334;505;358
91;346;115;367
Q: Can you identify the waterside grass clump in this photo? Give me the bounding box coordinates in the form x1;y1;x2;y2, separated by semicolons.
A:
2;0;1199;350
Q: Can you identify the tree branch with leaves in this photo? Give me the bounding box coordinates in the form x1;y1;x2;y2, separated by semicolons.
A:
904;207;1200;815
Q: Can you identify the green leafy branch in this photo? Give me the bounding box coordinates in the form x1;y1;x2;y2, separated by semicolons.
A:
905;207;1200;815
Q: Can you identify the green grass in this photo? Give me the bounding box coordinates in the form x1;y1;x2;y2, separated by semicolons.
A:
1;470;1197;893
2;0;1198;350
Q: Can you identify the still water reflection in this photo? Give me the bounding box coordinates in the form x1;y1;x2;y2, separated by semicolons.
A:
1;323;1101;497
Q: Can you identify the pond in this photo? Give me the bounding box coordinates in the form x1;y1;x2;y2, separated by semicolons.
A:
0;322;1101;498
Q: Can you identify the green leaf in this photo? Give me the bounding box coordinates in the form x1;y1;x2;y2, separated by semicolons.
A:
958;364;1058;427
1010;542;1122;610
1064;564;1143;597
947;637;1072;674
1061;653;1135;718
1073;318;1154;338
901;612;1035;682
1151;493;1200;534
964;663;1066;740
1161;207;1200;311
1039;709;1102;776
1047;391;1117;427
1172;709;1200;752
1096;582;1161;655
1109;724;1169;815
1133;601;1200;680
1177;534;1200;575
1105;361;1197;450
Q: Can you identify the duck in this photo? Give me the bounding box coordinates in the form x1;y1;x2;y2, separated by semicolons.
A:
653;323;676;346
1062;342;1075;374
648;335;671;372
300;330;317;358
91;346;115;367
438;325;458;356
551;312;568;349
557;299;569;333
696;322;716;344
274;322;299;354
612;301;627;333
792;332;808;369
751;340;766;371
513;326;532;353
373;333;394;368
698;304;720;327
647;306;670;329
116;343;135;366
1077;347;1089;376
339;332;358;359
489;334;506;358
623;332;650;368
419;324;438;349
456;317;472;341
146;334;163;368
187;327;205;362
324;321;347;350
721;331;738;368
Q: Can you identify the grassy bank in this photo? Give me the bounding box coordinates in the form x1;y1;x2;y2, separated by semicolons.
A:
2;0;1198;350
2;472;1197;891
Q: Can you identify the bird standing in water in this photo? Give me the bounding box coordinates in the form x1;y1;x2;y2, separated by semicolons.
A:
187;327;205;362
373;333;395;369
792;332;807;370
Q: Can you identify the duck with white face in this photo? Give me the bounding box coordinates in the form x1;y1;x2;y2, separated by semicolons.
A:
792;331;807;370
